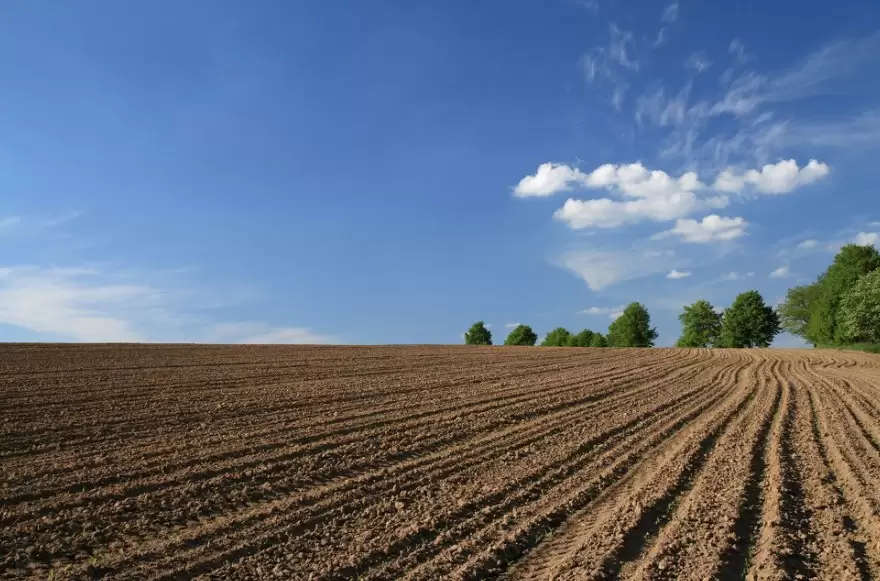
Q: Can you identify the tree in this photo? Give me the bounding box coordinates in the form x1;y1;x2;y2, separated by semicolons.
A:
541;327;572;347
590;333;608;347
503;324;538;346
838;269;880;343
568;329;595;347
807;244;880;345
607;303;658;347
676;300;722;347
720;290;781;348
777;283;821;344
464;321;492;345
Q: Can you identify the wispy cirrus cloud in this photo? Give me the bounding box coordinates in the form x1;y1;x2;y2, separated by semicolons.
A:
0;266;338;343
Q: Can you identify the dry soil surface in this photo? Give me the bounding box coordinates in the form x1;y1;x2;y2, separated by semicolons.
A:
2;344;880;580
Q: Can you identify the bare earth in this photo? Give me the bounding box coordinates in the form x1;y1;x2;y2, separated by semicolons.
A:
3;345;880;580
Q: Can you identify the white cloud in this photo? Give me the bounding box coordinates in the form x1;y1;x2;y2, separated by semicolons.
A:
656;215;747;243
661;3;679;23
0;267;157;341
558;247;674;290
797;239;818;249
609;309;624;321
713;159;829;194
578;305;625;316
0;217;21;229
722;271;755;281
854;232;879;246
769;266;791;278
514;163;590;197
0;265;337;344
504;322;521;329
238;328;338;344
519;159;824;231
536;162;730;230
667;269;691;279
685;52;712;73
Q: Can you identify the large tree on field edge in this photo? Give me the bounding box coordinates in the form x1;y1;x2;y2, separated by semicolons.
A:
464;321;492;345
503;324;538;346
607;303;658;347
720;290;780;348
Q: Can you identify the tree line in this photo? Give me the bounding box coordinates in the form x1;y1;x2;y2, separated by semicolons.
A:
778;243;880;348
464;303;658;347
465;242;880;349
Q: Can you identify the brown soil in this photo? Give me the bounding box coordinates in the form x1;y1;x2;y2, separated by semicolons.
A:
2;344;879;580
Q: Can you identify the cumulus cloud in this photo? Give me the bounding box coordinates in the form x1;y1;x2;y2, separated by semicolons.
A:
656;215;747;243
666;269;691;279
517;159;824;230
713;159;829;194
558;247;674;290
854;232;879;246
514;163;589;197
769;266;791;278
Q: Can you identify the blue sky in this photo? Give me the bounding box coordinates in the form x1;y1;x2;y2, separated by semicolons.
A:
1;0;880;345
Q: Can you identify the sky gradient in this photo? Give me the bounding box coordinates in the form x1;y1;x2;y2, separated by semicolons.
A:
2;0;880;345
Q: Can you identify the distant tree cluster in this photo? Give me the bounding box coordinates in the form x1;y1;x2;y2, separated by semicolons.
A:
778;244;880;347
463;302;655;349
460;244;880;351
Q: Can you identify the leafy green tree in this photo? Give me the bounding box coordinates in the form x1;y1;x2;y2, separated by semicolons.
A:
568;329;595;347
777;283;821;344
503;324;538;346
590;333;608;347
541;327;572;347
807;244;880;345
838;270;880;343
676;300;722;347
720;291;781;348
607;303;658;347
464;321;492;345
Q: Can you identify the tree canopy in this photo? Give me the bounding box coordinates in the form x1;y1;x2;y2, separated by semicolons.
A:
464;321;492;345
607;303;658;347
838;269;880;344
589;333;608;347
541;327;572;347
503;324;538;346
777;284;821;345
806;244;880;345
676;300;722;347
568;329;595;347
719;290;780;348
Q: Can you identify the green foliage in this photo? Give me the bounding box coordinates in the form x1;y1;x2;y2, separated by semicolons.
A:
464;321;492;345
568;329;596;347
719;290;781;348
589;333;608;347
841;343;880;354
777;284;821;344
807;244;880;345
838;269;880;343
541;327;572;347
676;300;722;347
503;324;538;346
607;303;658;347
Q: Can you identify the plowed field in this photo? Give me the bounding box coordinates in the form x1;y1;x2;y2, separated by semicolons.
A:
3;345;880;580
